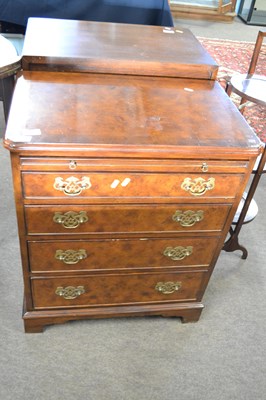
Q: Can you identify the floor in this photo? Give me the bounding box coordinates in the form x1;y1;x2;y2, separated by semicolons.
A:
175;15;264;40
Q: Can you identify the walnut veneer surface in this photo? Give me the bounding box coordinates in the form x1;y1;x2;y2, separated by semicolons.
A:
22;18;218;79
3;19;262;333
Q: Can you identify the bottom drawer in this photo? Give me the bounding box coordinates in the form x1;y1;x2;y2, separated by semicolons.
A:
31;270;207;309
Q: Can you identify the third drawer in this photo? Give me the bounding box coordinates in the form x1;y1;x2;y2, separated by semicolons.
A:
28;237;220;272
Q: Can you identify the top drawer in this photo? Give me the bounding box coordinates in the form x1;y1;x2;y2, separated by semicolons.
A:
21;171;244;202
20;157;249;173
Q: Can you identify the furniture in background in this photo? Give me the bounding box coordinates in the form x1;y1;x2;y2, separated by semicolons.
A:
4;18;261;333
169;0;237;22
0;0;173;33
0;35;21;123
224;146;266;259
226;30;266;114
238;0;266;26
223;30;266;258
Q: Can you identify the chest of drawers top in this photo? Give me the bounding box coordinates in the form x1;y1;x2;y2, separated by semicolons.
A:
22;18;218;80
4;71;261;158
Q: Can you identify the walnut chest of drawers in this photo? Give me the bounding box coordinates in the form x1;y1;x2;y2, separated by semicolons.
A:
4;68;261;333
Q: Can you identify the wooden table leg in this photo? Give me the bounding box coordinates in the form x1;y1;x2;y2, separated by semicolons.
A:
223;145;266;258
0;75;15;122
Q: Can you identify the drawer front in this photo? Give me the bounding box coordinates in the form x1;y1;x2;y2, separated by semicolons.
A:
25;204;231;235
28;237;219;272
22;172;243;200
31;270;206;308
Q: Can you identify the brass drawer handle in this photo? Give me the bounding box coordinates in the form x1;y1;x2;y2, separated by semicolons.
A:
163;246;193;260
53;211;89;229
53;176;92;196
55;249;87;264
172;210;204;227
155;281;182;294
181;177;215;196
55;286;85;300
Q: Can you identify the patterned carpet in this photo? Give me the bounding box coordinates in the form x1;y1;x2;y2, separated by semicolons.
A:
198;37;266;143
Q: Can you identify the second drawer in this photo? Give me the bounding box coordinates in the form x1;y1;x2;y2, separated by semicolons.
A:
25;204;231;235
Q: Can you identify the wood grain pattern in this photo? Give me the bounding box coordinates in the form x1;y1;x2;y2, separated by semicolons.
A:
22;18;218;79
31;270;207;308
28;237;219;272
5;72;261;155
21;171;244;200
24;204;231;235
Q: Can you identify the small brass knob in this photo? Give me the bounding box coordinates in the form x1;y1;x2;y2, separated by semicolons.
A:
69;160;77;170
201;162;208;172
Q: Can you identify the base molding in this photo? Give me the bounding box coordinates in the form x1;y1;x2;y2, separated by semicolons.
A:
23;302;204;333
